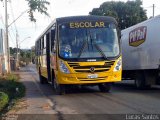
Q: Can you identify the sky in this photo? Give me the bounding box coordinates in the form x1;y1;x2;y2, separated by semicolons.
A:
0;0;160;49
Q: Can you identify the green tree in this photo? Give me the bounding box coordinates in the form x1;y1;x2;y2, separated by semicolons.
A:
10;47;17;55
1;0;50;22
89;0;147;29
19;49;32;65
26;0;50;22
20;51;25;58
10;47;14;55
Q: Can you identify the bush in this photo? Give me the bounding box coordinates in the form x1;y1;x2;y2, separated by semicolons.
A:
0;74;25;114
0;92;9;112
5;74;19;81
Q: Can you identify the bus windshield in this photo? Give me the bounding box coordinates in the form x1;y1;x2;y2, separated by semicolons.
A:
59;21;120;60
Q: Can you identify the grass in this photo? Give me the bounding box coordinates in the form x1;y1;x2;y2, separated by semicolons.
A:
0;73;25;116
0;92;9;112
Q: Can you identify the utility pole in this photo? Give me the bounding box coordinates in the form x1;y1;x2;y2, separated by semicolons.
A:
5;0;10;73
16;31;19;69
153;4;155;17
31;48;32;64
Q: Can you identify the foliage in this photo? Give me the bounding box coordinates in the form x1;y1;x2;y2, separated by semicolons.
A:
89;0;147;29
0;74;25;114
26;0;50;22
3;73;20;81
10;47;20;56
20;49;32;65
10;47;33;65
0;92;9;112
1;0;50;22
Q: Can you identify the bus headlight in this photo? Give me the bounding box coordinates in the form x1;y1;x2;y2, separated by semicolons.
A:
113;58;122;71
59;60;70;73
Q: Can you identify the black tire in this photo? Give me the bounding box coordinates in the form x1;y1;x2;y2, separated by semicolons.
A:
39;68;47;84
39;74;46;84
53;79;66;95
144;71;156;88
135;72;146;89
98;83;111;92
51;70;55;88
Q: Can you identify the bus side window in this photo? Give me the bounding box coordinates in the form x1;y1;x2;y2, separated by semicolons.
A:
38;39;41;65
39;39;41;55
38;40;40;56
44;36;46;48
41;37;44;54
43;35;46;55
51;29;55;52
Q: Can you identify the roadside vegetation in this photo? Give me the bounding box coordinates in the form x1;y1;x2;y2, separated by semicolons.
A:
0;0;50;22
0;74;25;116
89;0;147;29
10;47;35;67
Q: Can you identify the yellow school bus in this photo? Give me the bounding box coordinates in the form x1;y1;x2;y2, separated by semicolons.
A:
35;16;122;94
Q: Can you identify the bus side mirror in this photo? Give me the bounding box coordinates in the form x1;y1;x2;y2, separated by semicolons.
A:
52;45;56;54
118;29;121;39
52;48;55;53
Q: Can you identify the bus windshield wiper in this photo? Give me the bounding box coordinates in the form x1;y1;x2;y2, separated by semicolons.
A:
89;31;108;59
77;38;88;58
78;30;89;58
94;43;108;59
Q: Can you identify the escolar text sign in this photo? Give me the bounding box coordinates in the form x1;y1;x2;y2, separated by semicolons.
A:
69;22;105;28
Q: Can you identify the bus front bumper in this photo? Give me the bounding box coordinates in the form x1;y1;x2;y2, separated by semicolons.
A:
57;71;121;85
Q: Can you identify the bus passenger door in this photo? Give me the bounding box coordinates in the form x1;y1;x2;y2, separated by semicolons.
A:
46;32;51;81
50;28;56;79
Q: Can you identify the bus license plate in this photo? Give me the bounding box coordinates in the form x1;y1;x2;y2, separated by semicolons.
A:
88;74;98;79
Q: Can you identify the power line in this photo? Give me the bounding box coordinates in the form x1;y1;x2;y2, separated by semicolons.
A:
1;14;16;47
143;6;153;9
8;31;16;47
9;25;16;37
143;4;156;17
0;15;5;29
9;0;19;63
0;0;5;7
9;0;18;32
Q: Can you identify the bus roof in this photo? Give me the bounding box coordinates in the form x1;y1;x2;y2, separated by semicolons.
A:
56;15;117;24
35;15;117;43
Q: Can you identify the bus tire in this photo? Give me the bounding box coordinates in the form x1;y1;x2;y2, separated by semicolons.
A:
53;79;66;95
39;74;46;84
51;70;55;88
39;68;46;84
98;83;111;92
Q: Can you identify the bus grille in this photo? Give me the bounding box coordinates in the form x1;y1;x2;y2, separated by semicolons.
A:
77;77;107;81
68;61;115;73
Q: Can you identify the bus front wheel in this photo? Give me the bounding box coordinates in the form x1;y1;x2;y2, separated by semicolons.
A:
53;79;66;95
39;68;46;84
98;83;111;92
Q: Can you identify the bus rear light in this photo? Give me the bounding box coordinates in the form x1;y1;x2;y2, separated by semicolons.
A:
59;60;70;74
